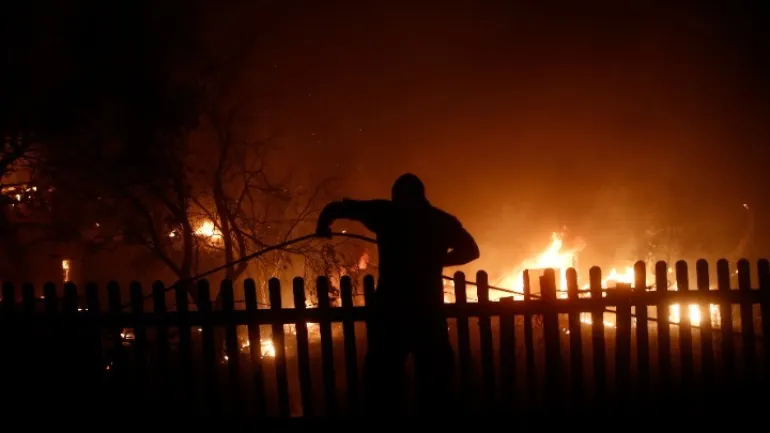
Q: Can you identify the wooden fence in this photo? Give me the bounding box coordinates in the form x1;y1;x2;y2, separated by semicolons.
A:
0;258;768;418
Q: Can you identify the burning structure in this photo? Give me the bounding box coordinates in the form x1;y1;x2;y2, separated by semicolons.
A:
443;231;722;328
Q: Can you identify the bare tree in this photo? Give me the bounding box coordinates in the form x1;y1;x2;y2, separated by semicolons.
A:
0;133;42;282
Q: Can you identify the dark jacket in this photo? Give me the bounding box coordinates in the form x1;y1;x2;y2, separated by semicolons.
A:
317;198;479;314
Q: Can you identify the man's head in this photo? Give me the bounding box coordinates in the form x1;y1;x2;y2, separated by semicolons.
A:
391;173;428;205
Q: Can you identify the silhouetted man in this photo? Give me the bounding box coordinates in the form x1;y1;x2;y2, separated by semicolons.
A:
315;173;480;416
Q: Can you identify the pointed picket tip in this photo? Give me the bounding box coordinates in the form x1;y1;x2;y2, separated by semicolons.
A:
716;258;730;271
476;270;489;286
632;260;647;291
737;258;751;290
268;278;282;309
675;260;689;291
589;266;602;285
695;259;710;291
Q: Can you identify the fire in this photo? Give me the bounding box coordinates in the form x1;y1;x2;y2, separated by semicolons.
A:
492;232;582;301
166;218;223;243
669;303;720;326
194;220;222;241
444;231;722;328
603;267;635;286
61;259;71;283
238;337;276;358
261;339;276;357
358;251;369;270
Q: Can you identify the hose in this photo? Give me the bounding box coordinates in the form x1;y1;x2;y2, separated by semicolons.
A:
145;231;521;302
122;231;757;340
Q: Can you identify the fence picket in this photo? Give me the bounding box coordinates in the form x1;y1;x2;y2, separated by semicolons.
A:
695;260;715;392
499;296;516;412
541;268;562;409
477;270;496;412
633;261;649;401
317;276;338;416
340;276;360;414
655;261;671;399
613;278;631;405
737;259;756;383
589;266;606;405
716;259;735;389
292;277;314;416
523;270;536;405
243;278;266;416
675;260;694;395
269;278;290;417
566;267;583;407
453;271;473;412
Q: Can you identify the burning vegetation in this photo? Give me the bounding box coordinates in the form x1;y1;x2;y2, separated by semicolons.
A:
444;231;722;328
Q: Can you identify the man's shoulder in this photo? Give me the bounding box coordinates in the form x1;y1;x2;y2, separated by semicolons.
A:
341;198;391;207
430;206;462;227
339;198;393;217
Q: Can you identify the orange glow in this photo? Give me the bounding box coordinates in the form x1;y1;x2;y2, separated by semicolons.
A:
194;220;222;241
62;259;71;283
443;231;721;328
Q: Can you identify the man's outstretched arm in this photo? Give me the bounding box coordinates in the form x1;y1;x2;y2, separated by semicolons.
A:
444;225;480;267
315;199;383;237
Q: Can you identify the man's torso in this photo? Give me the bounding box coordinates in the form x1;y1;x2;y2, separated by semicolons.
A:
362;200;460;310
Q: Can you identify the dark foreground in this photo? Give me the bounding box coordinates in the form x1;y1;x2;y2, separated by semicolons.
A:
2;309;768;427
3;342;768;428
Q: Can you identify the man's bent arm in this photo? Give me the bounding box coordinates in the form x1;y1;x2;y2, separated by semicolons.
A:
444;226;480;267
316;199;382;235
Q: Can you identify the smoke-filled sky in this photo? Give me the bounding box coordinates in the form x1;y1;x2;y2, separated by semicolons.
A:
6;1;769;277
240;1;770;270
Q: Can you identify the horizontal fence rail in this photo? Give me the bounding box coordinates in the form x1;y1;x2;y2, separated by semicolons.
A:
0;258;768;418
